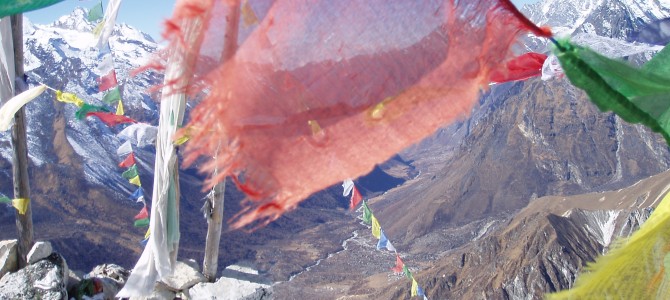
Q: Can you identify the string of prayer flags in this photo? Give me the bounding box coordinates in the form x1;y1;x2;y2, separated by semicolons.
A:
0;0;63;18
371;215;381;239
349;186;362;210
160;0;554;229
0;85;47;131
554;40;670;144
55;90;85;107
75;103;109;120
343;181;427;298
12;198;29;215
86;112;136;127
376;229;396;252
87;1;104;22
119;153;136;168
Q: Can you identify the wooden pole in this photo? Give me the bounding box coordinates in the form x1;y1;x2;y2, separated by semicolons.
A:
10;14;34;269
202;0;241;282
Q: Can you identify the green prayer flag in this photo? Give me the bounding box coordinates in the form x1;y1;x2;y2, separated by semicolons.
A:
0;196;10;204
403;265;413;279
555;40;670;144
87;1;103;22
134;218;149;227
362;201;372;224
102;87;121;105
75;103;110;120
122;165;139;180
0;0;64;18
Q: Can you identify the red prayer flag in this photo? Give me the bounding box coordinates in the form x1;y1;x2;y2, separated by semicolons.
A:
98;70;118;92
156;0;550;229
349;186;362;210
134;206;149;220
119;152;136;168
489;52;548;83
392;254;404;274
86;112;136;127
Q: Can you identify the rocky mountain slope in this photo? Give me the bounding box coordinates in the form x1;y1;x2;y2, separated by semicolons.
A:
383;169;670;299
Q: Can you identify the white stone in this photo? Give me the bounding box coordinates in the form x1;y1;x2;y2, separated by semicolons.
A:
188;264;271;300
27;241;53;264
0;239;17;279
161;261;206;291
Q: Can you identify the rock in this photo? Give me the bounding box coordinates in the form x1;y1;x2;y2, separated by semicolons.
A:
66;268;82;292
161;261;206;291
0;239;17;279
88;264;130;286
27;241;53;264
128;285;176;300
188;264;272;300
0;253;67;300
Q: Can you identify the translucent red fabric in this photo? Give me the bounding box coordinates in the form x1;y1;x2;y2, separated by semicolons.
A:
159;0;547;228
490;52;547;83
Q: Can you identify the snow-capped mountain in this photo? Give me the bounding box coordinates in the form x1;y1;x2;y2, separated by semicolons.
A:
1;7;160;197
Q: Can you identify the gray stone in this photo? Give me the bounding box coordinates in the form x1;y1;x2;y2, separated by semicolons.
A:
66;268;82;292
0;239;17;279
88;264;129;286
188;264;272;300
27;241;53;264
0;253;67;300
161;261;206;291
128;283;176;300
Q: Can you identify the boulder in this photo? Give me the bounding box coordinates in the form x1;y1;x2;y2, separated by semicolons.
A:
0;253;67;300
128;283;176;300
188;264;272;300
161;260;206;291
0;239;17;279
27;241;53;264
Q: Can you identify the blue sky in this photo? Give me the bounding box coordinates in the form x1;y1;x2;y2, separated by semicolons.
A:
26;0;539;41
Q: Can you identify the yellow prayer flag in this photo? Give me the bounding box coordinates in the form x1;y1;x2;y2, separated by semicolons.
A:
144;228;151;239
55;90;85;108
116;100;124;116
93;21;104;38
371;215;381;239
129;175;141;187
241;0;259;26
12;198;29;215
411;278;419;297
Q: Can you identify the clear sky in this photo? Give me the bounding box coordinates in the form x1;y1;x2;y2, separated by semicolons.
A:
26;0;540;41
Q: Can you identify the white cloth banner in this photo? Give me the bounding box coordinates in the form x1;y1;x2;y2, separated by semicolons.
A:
0;17;15;107
94;0;123;49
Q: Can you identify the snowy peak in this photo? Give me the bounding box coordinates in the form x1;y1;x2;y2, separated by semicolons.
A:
524;0;670;38
51;7;94;32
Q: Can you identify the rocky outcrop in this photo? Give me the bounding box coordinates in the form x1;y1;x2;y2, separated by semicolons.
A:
188;264;272;300
0;240;17;279
0;253;67;300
